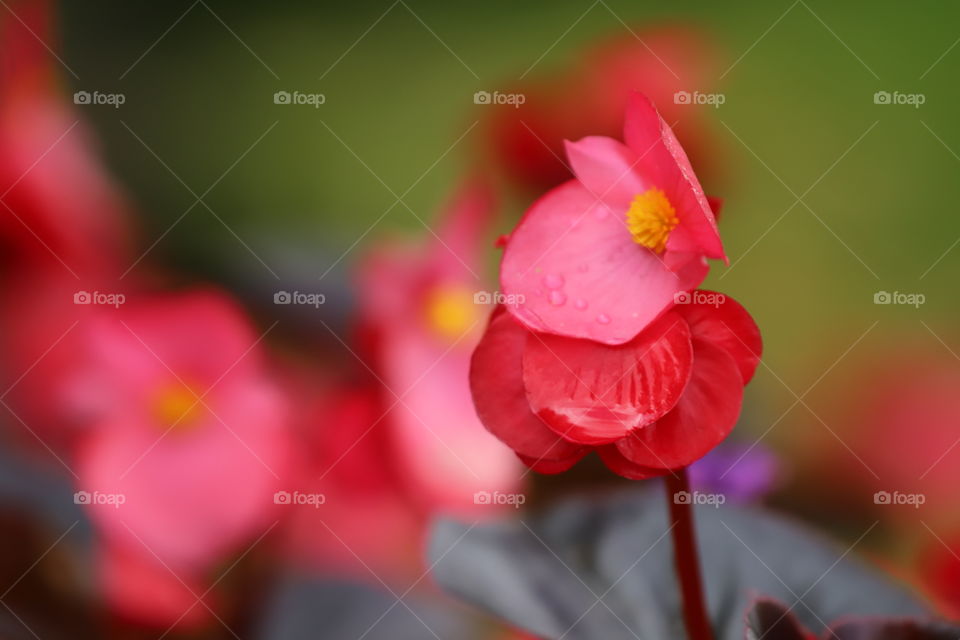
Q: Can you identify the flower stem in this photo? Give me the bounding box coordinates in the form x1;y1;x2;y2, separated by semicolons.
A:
664;468;713;640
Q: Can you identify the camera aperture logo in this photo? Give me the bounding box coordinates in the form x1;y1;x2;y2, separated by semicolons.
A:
873;290;924;308
674;91;725;108
873;91;925;108
274;290;326;308
474;290;525;305
674;490;726;508
74;490;126;508
874;490;925;509
74;290;125;308
473;91;526;108
73;90;126;109
674;290;725;307
273;90;326;108
273;490;326;508
473;490;526;509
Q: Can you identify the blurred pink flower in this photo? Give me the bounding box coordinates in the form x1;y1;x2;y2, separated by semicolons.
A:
800;338;960;530
72;289;290;626
356;179;521;515
483;25;723;192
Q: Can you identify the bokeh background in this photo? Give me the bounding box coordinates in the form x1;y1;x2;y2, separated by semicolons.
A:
2;0;960;637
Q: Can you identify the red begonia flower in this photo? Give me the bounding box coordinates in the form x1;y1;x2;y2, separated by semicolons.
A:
483;25;722;192
500;93;725;346
470;291;760;478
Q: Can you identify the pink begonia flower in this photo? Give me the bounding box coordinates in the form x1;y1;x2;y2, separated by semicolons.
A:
357;179;521;515
501;92;725;345
73;290;290;626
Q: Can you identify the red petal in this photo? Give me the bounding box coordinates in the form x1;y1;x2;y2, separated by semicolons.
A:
517;452;587;474
521;310;693;445
616;338;744;469
597;447;667;480
470;308;587;462
675;290;762;383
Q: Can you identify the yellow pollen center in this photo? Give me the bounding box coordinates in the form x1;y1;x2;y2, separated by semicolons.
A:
625;188;679;253
154;384;202;430
423;285;478;342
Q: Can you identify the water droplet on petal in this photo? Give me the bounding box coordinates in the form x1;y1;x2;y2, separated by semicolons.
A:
549;290;567;306
543;274;564;289
574;298;588;310
596;313;611;325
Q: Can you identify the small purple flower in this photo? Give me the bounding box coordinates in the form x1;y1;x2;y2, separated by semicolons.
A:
687;441;778;502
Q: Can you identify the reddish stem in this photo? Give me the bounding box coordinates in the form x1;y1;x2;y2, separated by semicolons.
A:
664;468;714;640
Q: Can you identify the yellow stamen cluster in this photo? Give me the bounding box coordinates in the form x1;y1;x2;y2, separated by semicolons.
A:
625;188;678;253
423;284;478;342
154;384;202;429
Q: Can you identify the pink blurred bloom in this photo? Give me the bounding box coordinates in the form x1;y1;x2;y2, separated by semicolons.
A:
73;290;290;626
357;179;521;515
501;93;724;345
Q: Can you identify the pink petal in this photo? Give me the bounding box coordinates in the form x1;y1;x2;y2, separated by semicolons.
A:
470;308;587;462
564;136;646;209
675;290;762;383
522;310;693;445
616;337;743;469
622;92;725;261
501;180;690;345
382;323;521;513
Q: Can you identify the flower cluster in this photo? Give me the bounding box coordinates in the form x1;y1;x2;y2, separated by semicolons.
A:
471;93;761;479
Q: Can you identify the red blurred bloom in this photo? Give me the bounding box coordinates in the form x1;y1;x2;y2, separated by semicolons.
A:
0;0;132;276
484;25;722;192
0;0;135;447
279;372;425;585
919;532;960;619
356;179;521;514
470;291;760;478
501;93;724;345
72;290;290;627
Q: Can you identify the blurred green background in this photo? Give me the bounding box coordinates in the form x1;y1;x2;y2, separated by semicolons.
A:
57;0;960;454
